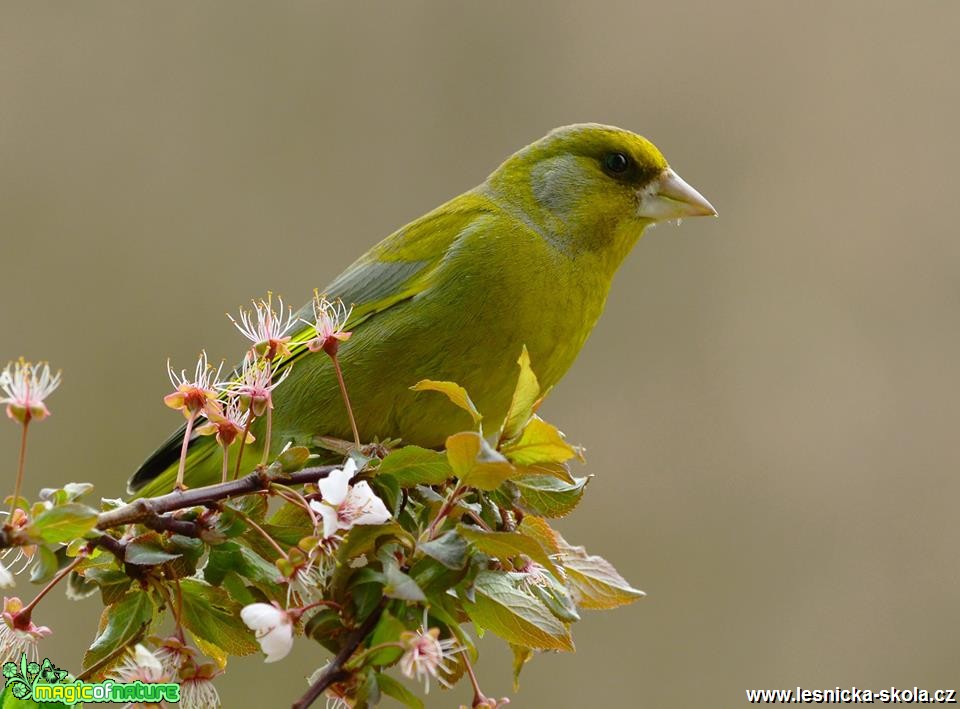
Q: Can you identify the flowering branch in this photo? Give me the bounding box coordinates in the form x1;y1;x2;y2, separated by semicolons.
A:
0;307;645;709
92;465;337;533
291;601;386;709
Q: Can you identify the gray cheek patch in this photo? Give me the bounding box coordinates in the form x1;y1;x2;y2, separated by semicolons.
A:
529;155;589;217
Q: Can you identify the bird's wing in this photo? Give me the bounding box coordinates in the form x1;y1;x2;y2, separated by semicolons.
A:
128;194;495;493
279;193;495;369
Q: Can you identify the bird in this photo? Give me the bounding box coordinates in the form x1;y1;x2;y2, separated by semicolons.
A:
128;123;716;497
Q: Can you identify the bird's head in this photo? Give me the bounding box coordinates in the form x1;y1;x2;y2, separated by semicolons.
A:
486;123;716;265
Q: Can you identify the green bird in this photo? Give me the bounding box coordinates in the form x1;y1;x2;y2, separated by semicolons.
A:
129;123;716;497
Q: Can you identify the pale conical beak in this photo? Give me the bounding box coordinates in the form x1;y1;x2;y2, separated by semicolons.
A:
636;167;717;220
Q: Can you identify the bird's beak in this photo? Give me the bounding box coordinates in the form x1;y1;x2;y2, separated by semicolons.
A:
636;167;717;221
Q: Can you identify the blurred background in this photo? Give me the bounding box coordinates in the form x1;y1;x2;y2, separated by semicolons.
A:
2;1;959;706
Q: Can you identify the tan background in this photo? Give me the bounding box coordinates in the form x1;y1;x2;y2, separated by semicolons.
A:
2;2;959;706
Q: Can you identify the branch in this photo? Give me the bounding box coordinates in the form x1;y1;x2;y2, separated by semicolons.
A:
292;601;386;709
94;465;337;531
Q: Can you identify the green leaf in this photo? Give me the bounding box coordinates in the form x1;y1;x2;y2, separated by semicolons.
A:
39;481;95;505
164;534;204;577
370;473;402;517
350;578;385;624
228;493;268;522
418;530;468;570
501;417;579;466
83;590;153;670
26;503;98;544
510;643;533;691
409;556;466;596
458;526;559;576
278;445;311;472
267;500;312;528
376;672;424;709
66;568;100;601
124;541;181;566
529;572;580;623
205;543;282;604
375;446;453;487
558;538;645;609
382;559;426;602
410;380;482;425
29;546;59;584
83;567;134;605
463;571;572;651
304;607;343;652
179;578;259;658
202;542;244;586
259;522;311;549
367;610;406;666
518;516;561;555
517;460;575;484
513;475;588;518
446;432;516;491
336;521;413;564
500;346;540;442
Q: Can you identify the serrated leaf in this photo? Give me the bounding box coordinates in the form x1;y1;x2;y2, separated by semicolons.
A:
123;541;181;566
458;526;559;575
376;446;452;487
558;538;645;609
220;571;258;606
179;578;259;658
514;475;588;518
27;503;98;544
203;542;244;586
501;417;579;466
500;346;540;442
410;380;482;425
518;516;561;555
463;571;572;651
83;567;134;605
446;432;516;491
376;672;424;709
83;590;153;669
516;460;575;484
418;530;468;570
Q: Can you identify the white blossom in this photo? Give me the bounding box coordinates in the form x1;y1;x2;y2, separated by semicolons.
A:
240;603;294;663
309;460;390;539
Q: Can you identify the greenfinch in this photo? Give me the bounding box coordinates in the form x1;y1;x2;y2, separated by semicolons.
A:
129;123;715;496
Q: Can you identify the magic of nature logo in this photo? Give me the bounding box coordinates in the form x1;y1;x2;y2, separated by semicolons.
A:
2;653;181;705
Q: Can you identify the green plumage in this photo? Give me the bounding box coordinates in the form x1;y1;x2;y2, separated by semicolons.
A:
129;123;714;496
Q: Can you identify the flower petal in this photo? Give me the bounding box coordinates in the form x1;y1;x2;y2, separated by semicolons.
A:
0;564;13;590
260;622;294;663
240;602;285;631
318;464;353;506
313;503;340;540
349;482;391;526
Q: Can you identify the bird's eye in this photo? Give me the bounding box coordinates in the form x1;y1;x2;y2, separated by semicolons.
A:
602;152;631;176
